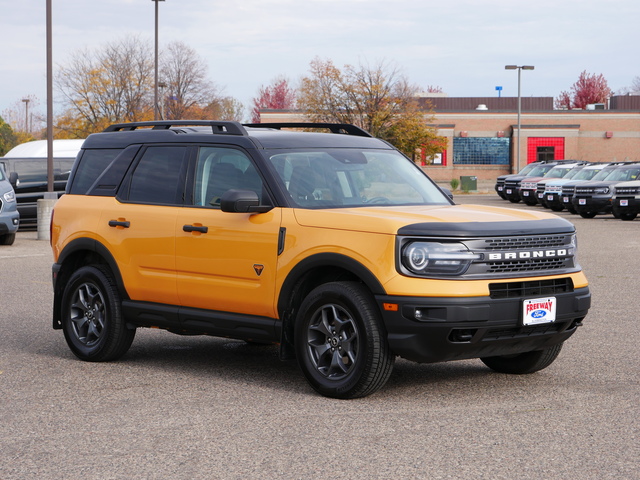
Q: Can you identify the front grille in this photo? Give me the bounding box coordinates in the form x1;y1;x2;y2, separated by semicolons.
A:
562;186;575;195
488;257;566;273
575;187;594;194
462;234;577;278
615;187;640;195
483;235;565;250
489;278;574;299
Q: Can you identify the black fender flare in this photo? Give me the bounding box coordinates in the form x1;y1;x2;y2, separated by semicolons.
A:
53;238;127;328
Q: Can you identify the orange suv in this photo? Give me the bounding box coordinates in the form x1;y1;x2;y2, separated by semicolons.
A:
51;121;591;398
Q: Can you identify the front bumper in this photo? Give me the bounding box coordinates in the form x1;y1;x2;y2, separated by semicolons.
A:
612;197;639;215
572;195;612;213
376;286;590;363
0;212;20;235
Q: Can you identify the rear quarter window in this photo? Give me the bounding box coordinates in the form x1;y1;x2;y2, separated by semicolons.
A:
69;149;123;194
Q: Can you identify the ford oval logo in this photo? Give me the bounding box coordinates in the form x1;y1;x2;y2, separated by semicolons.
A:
531;310;547;319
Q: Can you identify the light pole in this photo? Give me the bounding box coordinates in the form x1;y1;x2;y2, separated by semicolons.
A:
505;65;534;174
152;0;165;120
22;98;30;133
158;81;166;120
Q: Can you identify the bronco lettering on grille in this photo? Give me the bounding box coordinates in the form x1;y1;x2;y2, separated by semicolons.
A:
488;249;568;260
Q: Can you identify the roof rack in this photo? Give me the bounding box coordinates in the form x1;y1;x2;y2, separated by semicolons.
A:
243;122;372;138
103;121;248;136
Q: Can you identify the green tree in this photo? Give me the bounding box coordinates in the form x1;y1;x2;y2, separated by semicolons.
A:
0;116;18;156
298;58;445;158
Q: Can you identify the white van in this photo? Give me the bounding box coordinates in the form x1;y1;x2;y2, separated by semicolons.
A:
1;139;83;228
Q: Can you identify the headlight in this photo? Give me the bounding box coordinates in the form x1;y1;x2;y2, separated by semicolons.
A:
3;191;15;203
401;241;481;276
594;187;610;195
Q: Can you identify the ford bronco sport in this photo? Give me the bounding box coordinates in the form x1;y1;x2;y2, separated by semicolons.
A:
51;121;591;398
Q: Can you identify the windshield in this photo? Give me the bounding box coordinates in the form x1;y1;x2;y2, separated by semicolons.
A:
562;167;583;180
528;165;554;177
518;163;539;175
575;168;605;181
545;166;573;179
605;167;640;182
265;149;450;208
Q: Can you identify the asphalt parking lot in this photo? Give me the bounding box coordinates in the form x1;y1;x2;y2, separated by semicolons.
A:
0;195;638;480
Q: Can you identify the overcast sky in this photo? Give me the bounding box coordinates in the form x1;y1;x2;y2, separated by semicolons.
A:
1;0;639;122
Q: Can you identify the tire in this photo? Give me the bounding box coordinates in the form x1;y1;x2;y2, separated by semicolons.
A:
61;265;135;362
550;205;564;212
0;233;16;245
480;343;563;374
295;281;394;399
579;211;597;219
619;212;638;221
508;197;521;203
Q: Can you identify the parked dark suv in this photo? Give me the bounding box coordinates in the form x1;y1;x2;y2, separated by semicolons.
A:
51;121;591;398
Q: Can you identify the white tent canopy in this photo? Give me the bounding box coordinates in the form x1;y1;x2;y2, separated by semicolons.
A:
3;139;84;158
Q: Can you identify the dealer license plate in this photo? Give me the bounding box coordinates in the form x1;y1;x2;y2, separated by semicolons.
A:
497;186;503;191
506;189;512;194
563;197;569;203
547;195;554;201
620;199;629;206
523;191;529;196
523;297;556;326
579;198;587;205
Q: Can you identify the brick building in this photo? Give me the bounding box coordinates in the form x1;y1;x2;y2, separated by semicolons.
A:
259;95;640;183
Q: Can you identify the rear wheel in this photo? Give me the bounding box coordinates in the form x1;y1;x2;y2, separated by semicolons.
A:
295;281;394;399
480;343;563;374
61;265;135;362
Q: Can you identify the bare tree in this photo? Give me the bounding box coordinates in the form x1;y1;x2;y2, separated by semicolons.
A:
618;75;640;95
159;41;219;120
55;37;154;137
298;58;445;158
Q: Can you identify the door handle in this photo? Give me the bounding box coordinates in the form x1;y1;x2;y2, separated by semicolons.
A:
108;220;130;228
183;224;208;234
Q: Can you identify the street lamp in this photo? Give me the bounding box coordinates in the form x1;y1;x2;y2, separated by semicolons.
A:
505;65;534;174
152;0;165;120
22;98;30;133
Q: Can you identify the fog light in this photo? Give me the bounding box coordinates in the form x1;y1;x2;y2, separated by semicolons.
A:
12;218;19;225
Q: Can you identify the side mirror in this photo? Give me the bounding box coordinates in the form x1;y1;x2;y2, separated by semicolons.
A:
441;187;454;200
9;172;19;187
220;189;273;214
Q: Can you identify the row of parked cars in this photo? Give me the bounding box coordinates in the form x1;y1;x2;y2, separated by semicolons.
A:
495;160;640;221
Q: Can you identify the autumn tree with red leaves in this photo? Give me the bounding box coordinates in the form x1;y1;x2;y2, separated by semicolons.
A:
555;71;613;110
251;77;297;123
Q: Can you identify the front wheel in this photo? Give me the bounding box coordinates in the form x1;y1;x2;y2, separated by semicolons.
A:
295;281;394;399
61;265;135;362
579;210;597;219
480;343;563;374
0;233;15;245
619;212;638;221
